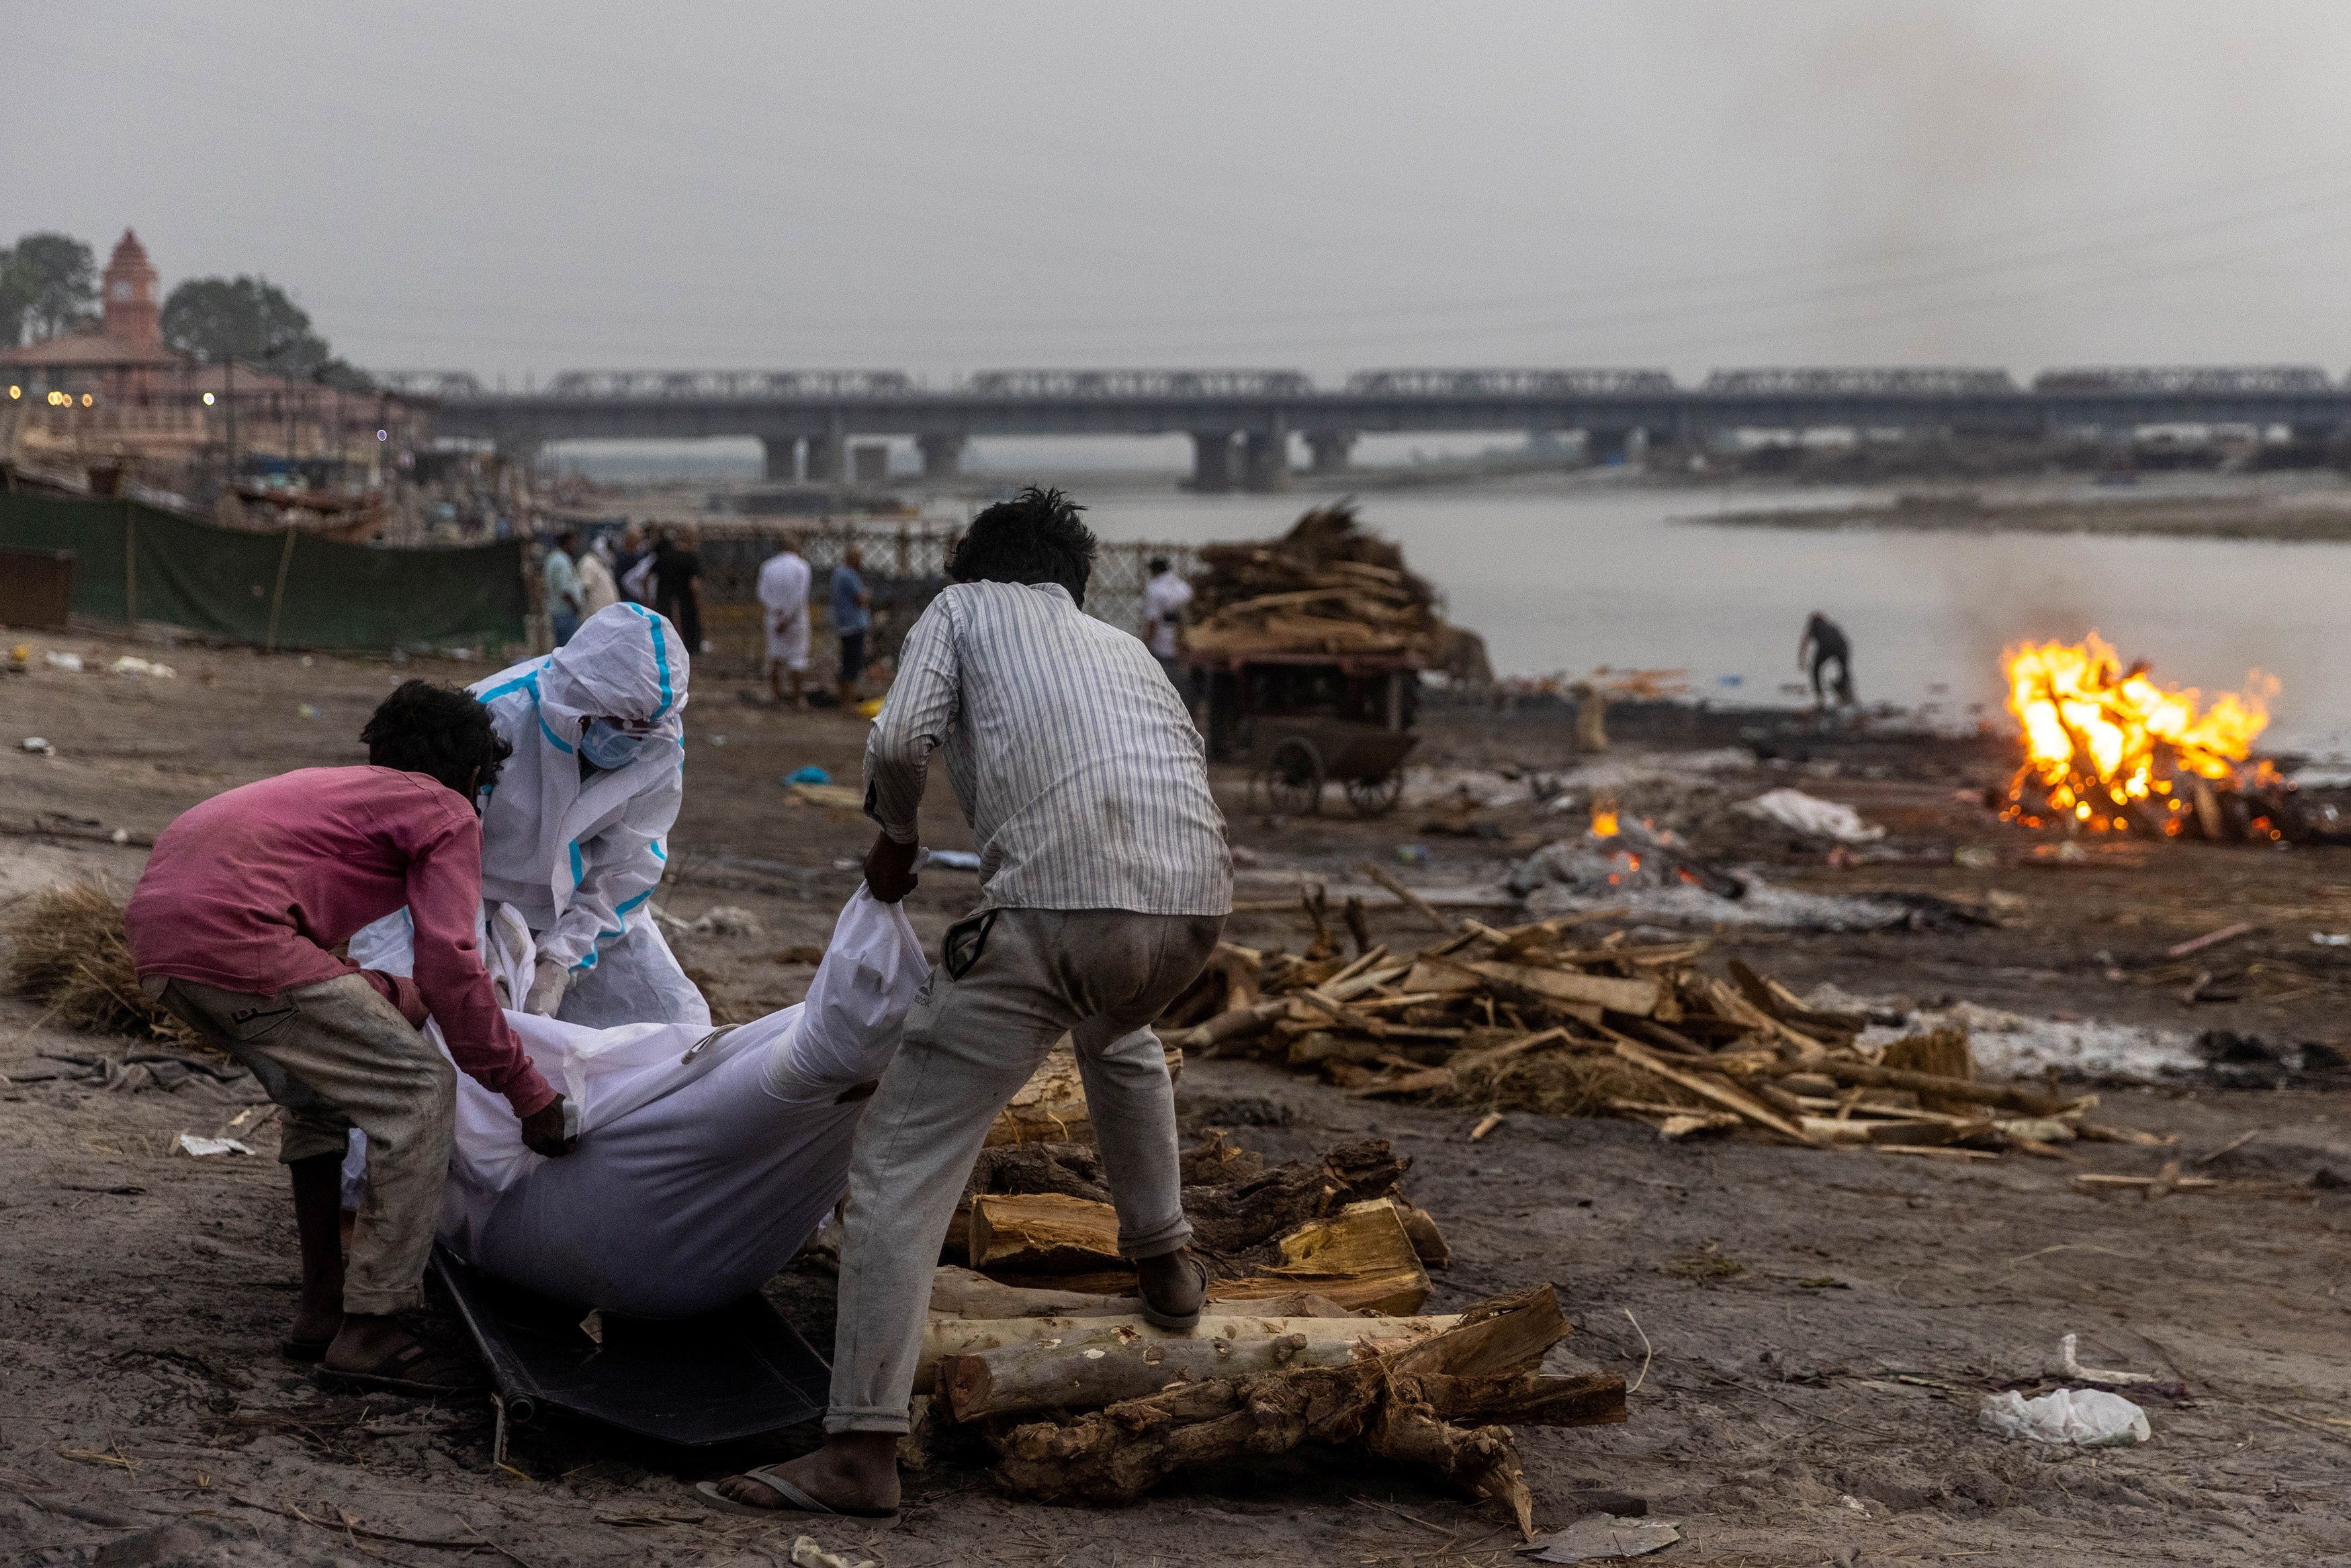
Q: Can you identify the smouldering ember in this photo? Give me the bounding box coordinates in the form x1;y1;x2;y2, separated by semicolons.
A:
2002;633;2278;835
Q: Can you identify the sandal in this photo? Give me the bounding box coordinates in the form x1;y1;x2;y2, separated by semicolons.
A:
314;1340;486;1397
694;1466;899;1524
1137;1250;1209;1332
277;1335;334;1364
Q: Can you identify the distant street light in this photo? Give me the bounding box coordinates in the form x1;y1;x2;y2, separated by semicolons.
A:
6;385;19;400
202;391;216;406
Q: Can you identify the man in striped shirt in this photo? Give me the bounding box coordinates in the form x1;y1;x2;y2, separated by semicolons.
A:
711;487;1231;1520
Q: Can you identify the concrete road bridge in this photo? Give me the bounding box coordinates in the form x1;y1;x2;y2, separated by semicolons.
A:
378;365;2351;492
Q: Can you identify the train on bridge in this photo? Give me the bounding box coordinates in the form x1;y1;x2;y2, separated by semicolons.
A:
373;364;2351;492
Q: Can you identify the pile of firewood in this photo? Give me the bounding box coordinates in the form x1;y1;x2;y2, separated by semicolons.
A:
879;1054;1625;1530
1158;907;2152;1158
1186;501;1489;678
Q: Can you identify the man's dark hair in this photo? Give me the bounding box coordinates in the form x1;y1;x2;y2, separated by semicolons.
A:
950;486;1097;605
361;681;513;798
1147;556;1170;575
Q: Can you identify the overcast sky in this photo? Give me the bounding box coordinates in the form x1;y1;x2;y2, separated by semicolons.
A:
14;2;2351;384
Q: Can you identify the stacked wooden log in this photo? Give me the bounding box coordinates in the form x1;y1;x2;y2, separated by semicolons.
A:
912;1075;1624;1528
1159;912;2144;1157
1186;500;1489;678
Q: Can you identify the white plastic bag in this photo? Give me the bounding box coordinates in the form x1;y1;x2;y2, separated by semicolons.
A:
1980;1387;2151;1446
1734;787;1886;843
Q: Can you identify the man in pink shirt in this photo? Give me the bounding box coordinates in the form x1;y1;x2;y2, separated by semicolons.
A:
128;681;577;1392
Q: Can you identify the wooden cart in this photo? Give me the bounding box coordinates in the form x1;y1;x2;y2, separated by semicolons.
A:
1182;650;1420;817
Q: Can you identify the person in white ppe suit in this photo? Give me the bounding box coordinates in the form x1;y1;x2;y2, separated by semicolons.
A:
352;602;707;1030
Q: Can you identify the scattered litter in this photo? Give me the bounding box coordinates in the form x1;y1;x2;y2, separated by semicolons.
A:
1394;843;1429;865
2053;1332;2162;1386
43;652;84;672
791;1534;876;1568
707;734;727;747
21;737;53;755
659;905;763;938
1734;788;1886;843
2313;932;2351;948
785;781;866;812
108;656;176;679
1857;1000;2201;1083
109;828;128;845
175;1134;255;1158
296;703;320;719
854;697;885;720
784;765;832;786
1520;1516;1681;1562
924;849;981;872
1979;1387;2150;1446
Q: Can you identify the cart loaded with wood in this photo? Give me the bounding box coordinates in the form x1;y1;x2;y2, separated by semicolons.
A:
1178;500;1489;818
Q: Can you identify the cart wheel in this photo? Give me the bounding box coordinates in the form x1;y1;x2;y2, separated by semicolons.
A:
1257;738;1324;817
1345;770;1407;818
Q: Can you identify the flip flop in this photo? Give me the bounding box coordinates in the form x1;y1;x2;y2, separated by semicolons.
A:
314;1340;486;1397
694;1467;899;1525
1138;1251;1209;1332
277;1335;334;1364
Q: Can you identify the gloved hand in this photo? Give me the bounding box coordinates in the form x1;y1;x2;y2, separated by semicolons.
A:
518;1096;578;1158
524;957;570;1017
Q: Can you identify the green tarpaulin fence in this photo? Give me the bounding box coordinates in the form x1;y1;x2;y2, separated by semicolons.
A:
0;494;526;651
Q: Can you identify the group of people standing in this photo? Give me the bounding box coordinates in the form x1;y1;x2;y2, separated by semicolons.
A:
543;524;706;656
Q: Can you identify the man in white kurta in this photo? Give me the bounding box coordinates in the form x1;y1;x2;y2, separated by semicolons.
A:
757;539;813;707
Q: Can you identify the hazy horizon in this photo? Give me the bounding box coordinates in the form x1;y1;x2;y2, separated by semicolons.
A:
14;3;2351;383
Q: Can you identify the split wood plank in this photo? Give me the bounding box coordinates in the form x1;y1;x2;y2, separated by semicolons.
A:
1607;1038;1818;1144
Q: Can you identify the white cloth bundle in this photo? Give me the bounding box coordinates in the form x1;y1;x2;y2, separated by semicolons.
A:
355;887;928;1316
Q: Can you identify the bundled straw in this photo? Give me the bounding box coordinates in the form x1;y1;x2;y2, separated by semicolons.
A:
1;880;203;1047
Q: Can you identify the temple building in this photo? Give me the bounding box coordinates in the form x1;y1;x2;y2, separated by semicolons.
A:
1;229;424;490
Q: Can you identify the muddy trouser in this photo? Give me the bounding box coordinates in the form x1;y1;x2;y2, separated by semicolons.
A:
825;907;1224;1434
146;972;457;1315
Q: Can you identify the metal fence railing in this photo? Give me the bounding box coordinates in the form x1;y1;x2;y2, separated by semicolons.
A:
609;521;1197;678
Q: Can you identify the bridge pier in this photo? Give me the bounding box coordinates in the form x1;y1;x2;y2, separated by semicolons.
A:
918;434;966;481
1241;431;1291;492
1189;431;1237;492
1584;427;1639;466
1305;431;1356;475
805;434;845;483
761;436;800;482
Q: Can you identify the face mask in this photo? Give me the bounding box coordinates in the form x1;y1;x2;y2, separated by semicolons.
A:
579;719;654;771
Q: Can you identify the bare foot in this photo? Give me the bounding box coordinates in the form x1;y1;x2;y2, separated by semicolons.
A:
322;1312;416;1375
715;1433;899;1515
287;1304;343;1346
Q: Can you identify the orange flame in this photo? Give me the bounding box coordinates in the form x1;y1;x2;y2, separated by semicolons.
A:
2002;633;2276;832
1590;804;1620;837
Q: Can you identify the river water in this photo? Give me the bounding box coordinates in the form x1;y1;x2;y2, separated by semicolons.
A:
1073;477;2351;760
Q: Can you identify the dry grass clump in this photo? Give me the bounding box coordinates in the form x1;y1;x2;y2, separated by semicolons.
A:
1454;1044;1706;1118
1;879;202;1046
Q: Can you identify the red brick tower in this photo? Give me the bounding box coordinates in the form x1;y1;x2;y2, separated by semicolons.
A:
101;229;163;355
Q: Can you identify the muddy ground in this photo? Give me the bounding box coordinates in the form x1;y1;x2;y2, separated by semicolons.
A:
1;631;2346;1568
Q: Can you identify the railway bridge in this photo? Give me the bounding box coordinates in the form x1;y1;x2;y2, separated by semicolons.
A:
378;365;2351;492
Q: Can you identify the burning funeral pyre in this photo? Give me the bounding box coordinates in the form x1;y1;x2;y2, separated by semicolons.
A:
2001;633;2287;840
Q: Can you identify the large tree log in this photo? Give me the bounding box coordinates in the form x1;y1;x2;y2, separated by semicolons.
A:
1186;1138;1407;1258
935;1309;1466;1419
1202;1198;1430;1315
928;1266;1136;1320
969;1193;1124;1272
986;1285;1595;1535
